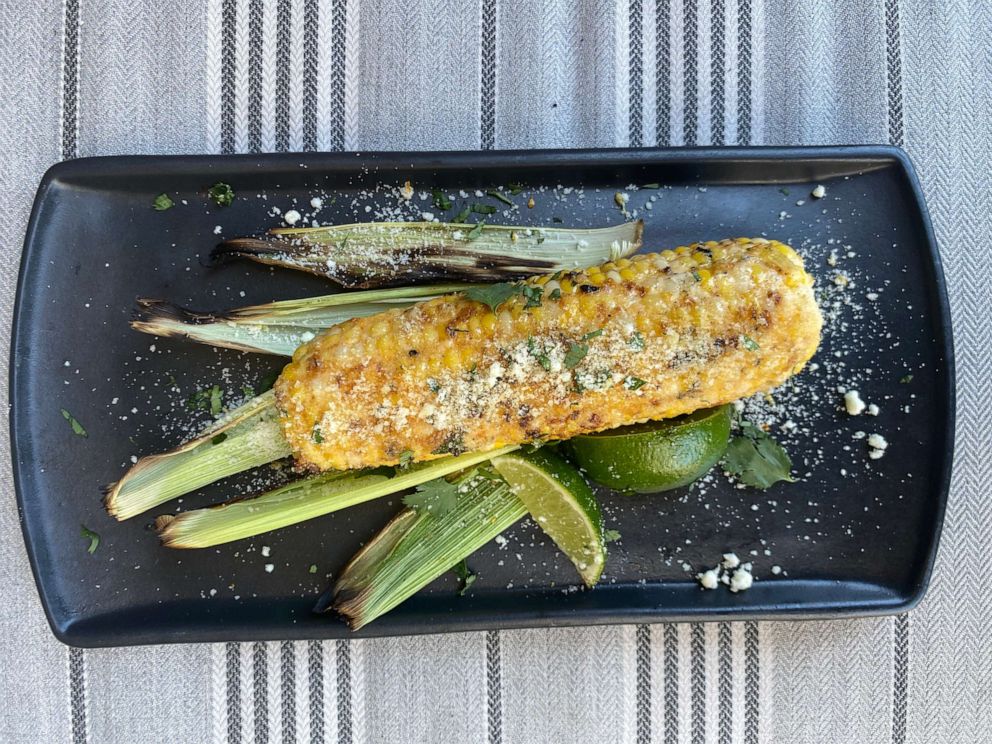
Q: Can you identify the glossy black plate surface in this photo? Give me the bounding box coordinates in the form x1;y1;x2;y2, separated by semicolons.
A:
10;147;953;647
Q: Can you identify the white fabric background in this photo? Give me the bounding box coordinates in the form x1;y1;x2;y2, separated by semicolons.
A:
1;1;989;742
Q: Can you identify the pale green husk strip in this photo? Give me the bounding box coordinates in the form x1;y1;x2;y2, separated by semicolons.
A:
216;220;644;288
131;284;473;356
105;391;291;521
328;468;527;630
157;445;519;548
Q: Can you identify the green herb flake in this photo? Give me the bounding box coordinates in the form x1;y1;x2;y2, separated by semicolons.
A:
487;190;514;206
453;559;477;596
603;528;622;543
580;329;604;341
691;269;702;282
308;564;318;574
463;282;521;312
403;477;462;517
207;182;235;207
741;335;760;351
466;220;486;240
153;193;174;211
431;432;467;456
548;288;562;301
521;285;543;309
778;187;790;196
641;183;660;189
209;385;223;416
427;378;441;394
470;203;498;215
564;342;589;369
624;376;647;391
80;524;100;554
628;331;646;351
451;206;471;223
211;432;228;445
311;424;324;444
431;188;453;211
722;422;797;489
900;374;914;383
61;408;87;437
397;450;414;469
507;183;525;196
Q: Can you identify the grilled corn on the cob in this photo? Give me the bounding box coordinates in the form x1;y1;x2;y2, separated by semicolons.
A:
276;238;822;471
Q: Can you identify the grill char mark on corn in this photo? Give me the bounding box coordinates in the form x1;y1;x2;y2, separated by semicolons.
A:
275;238;822;471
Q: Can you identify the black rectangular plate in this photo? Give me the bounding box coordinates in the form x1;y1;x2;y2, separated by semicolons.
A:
11;147;953;647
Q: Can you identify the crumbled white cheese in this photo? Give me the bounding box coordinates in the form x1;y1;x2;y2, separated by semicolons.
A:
697;569;720;590
729;567;754;592
264;563;274;573
421;212;434;221
310;197;323;209
721;552;740;569
261;545;271;557
213;225;223;235
399;181;414;200
867;403;880;416
866;292;879;301
811;184;826;199
844;390;866;415
284;209;301;225
868;433;888;450
771;565;782;575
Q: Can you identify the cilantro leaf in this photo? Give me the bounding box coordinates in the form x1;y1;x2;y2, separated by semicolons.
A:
207;182;235;207
580;329;603;341
563;342;589;369
628;331;646;351
741;335;760;351
548;288;561;301
471;203;498;215
624;376;647;390
431;188;452;211
397;450;414;469
61;408;87;437
453;559;477;595
722;422;796;489
80;524;100;554
311;424;324;443
900;374;914;383
487;190;514;206
463;282;521;312
451;206;471;223
642;183;660;189
466;220;486;240
211;432;228;445
521;285;543;309
308;564;318;574
153;193;174;211
403;477;462;517
507;182;525;196
603;529;622;543
209;385;223;416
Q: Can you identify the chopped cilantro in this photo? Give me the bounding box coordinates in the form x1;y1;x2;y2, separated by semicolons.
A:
463;282;521;312
548;288;562;301
403;477;461;516
580;329;604;341
398;450;414;469
431;188;453;211
427;378;441;394
487;190;514;206
624;376;647;391
470;203;498;215
778;187;790;195
311;424;324;443
691;269;702;282
451;205;471;223
521;285;543;309
80;524;100;554
900;374;914;383
564;342;589;369
642;183;660;189
211;432;228;445
722;422;796;489
308;564;318;574
453;559;477;595
603;528;622;543
61;408;87;437
467;220;486;240
241;385;255;398
741;335;760;351
207;182;235;207
153;193;174;211
209;385;223;416
507;183;525;196
628;331;645;351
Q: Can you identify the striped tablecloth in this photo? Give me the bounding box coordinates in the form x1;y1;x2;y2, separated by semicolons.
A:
2;1;989;742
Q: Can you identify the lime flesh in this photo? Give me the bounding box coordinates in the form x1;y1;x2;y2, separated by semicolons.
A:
566;405;733;494
491;449;605;588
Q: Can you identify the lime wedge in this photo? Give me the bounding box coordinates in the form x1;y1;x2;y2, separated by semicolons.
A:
566;405;733;493
491;448;605;588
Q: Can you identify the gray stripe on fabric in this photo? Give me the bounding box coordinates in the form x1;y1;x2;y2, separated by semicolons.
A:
892;614;909;744
744;622;759;744
636;625;651;744
885;0;905;147
302;0;319;150
480;0;497;149
655;0;671;146
663;624;679;744
690;624;705;744
710;0;726;145
328;0;347;150
717;623;732;744
736;0;751;145
221;0;237;153
60;0;80;160
226;642;242;744
69;647;86;744
486;630;503;744
247;0;263;152
682;0;698;145
281;642;297;743
629;0;644;146
253;643;269;744
275;0;291;151
337;640;352;744
308;641;324;744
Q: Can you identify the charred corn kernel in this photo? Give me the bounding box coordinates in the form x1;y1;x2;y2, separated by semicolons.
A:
278;238;822;471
